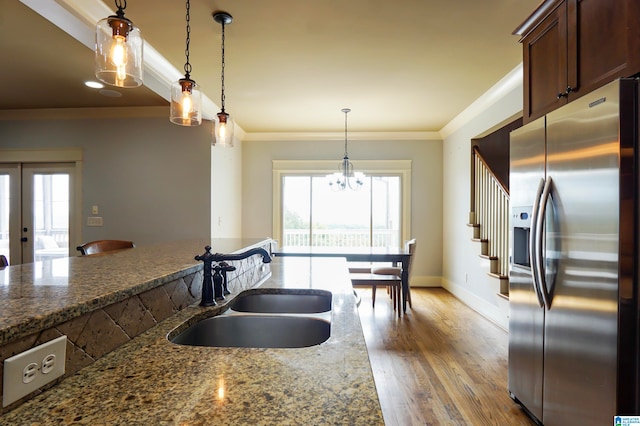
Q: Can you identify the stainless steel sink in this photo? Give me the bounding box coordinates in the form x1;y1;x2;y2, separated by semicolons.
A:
170;314;331;348
229;289;332;314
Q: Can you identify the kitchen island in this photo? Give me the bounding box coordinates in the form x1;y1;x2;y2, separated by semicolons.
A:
0;240;383;425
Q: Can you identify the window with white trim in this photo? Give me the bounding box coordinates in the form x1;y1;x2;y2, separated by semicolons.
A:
272;160;412;248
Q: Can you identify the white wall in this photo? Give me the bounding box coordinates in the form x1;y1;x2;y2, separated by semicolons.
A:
241;137;443;287
440;68;523;329
0;110;212;247
211;136;243;238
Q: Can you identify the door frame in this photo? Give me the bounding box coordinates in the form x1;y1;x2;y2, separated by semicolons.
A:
0;148;83;261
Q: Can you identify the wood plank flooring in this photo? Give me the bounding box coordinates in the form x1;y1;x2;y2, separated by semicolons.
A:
356;287;535;426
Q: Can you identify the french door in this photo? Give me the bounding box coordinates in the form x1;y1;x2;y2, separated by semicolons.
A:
0;163;76;265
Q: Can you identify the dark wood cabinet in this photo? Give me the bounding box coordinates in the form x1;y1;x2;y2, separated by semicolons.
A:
516;0;640;123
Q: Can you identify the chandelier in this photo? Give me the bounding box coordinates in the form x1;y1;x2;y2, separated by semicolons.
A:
327;108;365;191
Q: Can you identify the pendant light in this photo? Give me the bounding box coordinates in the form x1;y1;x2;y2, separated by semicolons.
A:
170;0;202;126
212;12;235;147
327;108;365;191
95;0;143;88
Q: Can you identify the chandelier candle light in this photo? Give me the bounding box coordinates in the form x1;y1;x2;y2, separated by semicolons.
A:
170;0;202;126
95;0;143;88
212;12;235;147
327;108;365;191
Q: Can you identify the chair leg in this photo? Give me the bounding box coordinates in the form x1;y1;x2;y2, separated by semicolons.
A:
372;284;377;308
396;285;402;317
390;285;396;311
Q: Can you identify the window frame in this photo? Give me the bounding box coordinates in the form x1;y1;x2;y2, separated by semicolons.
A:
272;159;412;247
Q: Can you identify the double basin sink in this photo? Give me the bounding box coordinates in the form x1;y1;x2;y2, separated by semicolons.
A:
169;289;332;349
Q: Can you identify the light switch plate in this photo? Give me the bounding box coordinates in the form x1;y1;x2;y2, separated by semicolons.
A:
87;216;103;227
3;336;67;407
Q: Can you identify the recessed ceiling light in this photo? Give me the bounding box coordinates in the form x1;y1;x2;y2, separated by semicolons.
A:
84;81;104;89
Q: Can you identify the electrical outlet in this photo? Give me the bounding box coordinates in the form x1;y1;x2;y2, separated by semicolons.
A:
3;335;66;407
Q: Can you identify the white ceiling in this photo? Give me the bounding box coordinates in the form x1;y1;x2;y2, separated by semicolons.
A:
2;0;540;134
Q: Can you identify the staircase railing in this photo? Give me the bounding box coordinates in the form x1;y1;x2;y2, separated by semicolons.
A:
471;146;510;281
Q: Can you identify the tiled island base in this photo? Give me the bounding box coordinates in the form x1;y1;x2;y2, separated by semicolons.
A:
0;239;272;413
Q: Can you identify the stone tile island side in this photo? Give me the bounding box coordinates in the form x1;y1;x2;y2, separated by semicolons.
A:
0;239;383;425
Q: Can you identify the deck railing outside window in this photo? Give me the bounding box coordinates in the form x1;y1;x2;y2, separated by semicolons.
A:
282;229;398;247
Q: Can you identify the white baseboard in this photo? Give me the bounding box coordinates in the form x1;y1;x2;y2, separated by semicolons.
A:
441;278;508;331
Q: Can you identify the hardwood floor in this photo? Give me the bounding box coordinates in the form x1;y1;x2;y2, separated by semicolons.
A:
356;287;535;426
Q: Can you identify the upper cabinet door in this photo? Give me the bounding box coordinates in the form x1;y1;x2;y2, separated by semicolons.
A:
516;0;640;124
567;0;640;102
521;1;568;124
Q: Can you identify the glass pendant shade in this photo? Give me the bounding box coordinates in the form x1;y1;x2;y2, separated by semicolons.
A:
170;78;202;126
213;111;235;147
95;15;143;88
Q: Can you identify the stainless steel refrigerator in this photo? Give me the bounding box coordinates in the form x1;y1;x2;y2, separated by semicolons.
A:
508;78;639;425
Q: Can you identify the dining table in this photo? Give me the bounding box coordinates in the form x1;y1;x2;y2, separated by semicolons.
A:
274;245;412;313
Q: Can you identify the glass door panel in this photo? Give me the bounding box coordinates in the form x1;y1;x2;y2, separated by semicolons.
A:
22;164;74;263
0;165;19;265
311;176;371;247
372;176;401;247
282;176;311;246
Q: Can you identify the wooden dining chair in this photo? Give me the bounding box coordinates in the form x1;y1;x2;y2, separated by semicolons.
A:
76;240;135;256
350;239;416;315
370;239;417;311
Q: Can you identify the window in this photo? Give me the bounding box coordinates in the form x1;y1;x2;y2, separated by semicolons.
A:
273;160;411;248
282;175;400;247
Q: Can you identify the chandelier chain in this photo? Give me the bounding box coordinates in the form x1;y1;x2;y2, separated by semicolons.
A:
183;0;192;77
114;0;126;17
344;110;349;157
220;19;227;111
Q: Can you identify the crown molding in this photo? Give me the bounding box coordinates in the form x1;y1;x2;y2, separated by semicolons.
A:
244;131;440;142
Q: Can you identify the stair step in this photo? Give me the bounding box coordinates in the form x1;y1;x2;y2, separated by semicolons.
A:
467;223;481;239
471;238;489;255
487;272;509;294
487;272;508;280
496;292;509;301
478;254;498;260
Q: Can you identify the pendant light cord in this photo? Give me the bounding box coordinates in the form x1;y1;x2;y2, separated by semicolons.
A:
220;19;227;112
183;0;192;78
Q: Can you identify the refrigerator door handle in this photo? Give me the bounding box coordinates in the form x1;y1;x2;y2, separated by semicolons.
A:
535;176;553;310
529;178;546;307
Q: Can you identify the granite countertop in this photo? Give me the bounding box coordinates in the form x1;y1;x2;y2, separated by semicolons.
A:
0;238;269;345
0;251;383;425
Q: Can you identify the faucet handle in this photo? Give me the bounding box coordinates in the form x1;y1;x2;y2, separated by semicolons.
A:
219;261;236;272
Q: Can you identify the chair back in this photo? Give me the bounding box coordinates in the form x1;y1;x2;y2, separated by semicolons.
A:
76;240;135;256
405;238;417;278
0;254;7;268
